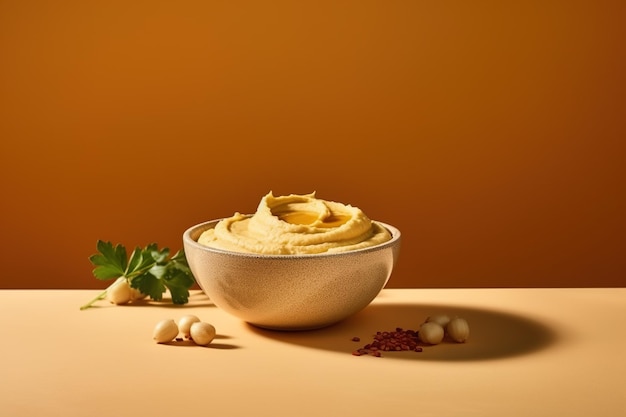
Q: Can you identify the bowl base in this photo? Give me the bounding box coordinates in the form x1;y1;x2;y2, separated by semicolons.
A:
247;320;341;332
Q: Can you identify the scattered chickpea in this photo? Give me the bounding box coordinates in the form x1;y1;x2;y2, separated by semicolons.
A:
153;319;179;343
178;315;201;339
446;317;470;343
105;278;146;305
190;322;216;346
107;278;132;305
129;287;147;301
425;314;451;328
419;322;444;344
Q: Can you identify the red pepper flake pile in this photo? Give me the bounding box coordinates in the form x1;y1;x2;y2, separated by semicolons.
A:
351;327;423;357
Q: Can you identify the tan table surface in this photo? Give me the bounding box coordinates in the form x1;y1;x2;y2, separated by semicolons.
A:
1;288;624;417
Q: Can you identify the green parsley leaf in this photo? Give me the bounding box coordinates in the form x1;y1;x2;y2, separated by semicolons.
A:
89;241;127;279
131;271;166;301
126;246;147;274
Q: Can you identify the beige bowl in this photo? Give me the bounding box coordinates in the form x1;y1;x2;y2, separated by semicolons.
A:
183;219;401;330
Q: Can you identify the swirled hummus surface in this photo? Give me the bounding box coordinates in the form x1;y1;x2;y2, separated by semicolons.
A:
197;192;392;254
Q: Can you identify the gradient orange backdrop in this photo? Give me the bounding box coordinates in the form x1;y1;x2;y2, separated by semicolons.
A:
1;1;624;289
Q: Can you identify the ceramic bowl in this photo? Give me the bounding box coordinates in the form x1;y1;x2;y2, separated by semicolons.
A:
183;219;401;330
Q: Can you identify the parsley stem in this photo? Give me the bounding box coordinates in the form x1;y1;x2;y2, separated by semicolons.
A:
79;288;108;310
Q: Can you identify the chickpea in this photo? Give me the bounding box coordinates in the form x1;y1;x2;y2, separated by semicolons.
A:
419;322;444;344
190;322;216;346
153;319;179;343
107;277;132;305
446;317;470;343
178;315;201;339
425;314;451;328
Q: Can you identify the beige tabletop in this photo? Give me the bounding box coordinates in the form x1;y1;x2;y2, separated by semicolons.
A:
1;288;624;417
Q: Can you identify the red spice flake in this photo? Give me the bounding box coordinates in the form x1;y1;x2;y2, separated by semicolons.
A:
351;336;361;342
351;328;423;357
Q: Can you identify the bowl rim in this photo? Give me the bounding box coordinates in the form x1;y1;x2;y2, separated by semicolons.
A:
183;218;401;259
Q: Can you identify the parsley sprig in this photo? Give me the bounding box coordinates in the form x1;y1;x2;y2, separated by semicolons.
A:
80;240;196;310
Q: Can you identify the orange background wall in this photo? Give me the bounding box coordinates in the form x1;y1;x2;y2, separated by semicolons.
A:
1;1;624;289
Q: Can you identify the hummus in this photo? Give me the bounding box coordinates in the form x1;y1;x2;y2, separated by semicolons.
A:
198;192;392;254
